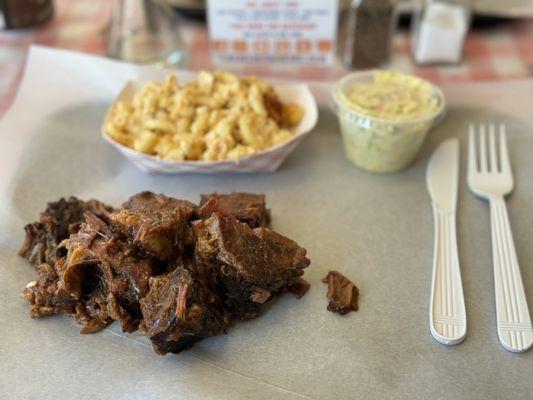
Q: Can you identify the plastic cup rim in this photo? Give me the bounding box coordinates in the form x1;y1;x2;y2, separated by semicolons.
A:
331;69;446;127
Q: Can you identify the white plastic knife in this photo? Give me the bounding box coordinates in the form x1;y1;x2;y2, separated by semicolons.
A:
426;138;467;345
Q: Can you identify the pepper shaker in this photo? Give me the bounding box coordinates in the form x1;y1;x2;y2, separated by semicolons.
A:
341;0;399;70
412;0;472;64
0;0;53;29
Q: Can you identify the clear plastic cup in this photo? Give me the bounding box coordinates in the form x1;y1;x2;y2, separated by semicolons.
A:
331;70;446;173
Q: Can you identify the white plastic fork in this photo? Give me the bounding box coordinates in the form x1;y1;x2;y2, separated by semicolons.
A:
468;124;533;353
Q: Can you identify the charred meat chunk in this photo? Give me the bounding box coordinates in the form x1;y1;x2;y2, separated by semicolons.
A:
61;212;156;332
193;214;310;319
322;271;359;315
140;264;230;355
20;260;78;319
198;193;270;228
19;197;113;266
111;192;197;260
19;192;311;355
285;277;311;299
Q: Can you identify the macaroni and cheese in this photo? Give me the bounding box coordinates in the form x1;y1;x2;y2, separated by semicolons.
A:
105;72;304;162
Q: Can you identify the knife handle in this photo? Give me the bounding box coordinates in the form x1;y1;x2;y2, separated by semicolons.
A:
429;205;467;345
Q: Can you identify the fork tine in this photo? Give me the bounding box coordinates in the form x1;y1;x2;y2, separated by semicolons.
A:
468;124;477;174
488;124;498;172
499;124;512;174
479;124;488;172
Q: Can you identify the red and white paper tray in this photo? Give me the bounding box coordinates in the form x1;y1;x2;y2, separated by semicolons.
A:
102;79;318;174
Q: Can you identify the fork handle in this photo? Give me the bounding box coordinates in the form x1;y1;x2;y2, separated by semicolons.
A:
489;196;533;352
429;206;467;345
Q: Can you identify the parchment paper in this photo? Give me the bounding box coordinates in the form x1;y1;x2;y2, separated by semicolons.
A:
0;46;532;400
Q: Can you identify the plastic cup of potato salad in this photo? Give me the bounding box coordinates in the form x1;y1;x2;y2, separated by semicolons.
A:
331;70;446;173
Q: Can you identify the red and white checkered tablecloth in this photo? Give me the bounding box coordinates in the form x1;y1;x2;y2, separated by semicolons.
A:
1;0;533;117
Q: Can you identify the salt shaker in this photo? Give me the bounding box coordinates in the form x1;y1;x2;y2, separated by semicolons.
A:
412;0;471;64
341;0;398;70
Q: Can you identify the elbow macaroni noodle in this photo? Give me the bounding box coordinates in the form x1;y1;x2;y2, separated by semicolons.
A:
105;72;305;162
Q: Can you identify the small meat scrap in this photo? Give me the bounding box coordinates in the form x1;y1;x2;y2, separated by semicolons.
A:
322;271;359;315
111;192;197;260
198;193;270;228
19;197;113;266
140;264;230;355
193;214;310;319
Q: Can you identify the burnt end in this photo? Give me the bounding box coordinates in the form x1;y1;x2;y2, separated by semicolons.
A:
19;197;113;266
285;277;311;299
140;264;229;355
19;192;311;355
20;260;78;319
111;192;197;261
198;193;270;228
193;214;310;319
60;212;156;333
19;222;56;268
322;271;359;315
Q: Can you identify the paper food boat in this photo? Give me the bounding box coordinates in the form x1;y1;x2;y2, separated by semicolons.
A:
102;78;318;173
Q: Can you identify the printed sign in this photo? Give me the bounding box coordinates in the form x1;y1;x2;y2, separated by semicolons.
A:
207;0;339;66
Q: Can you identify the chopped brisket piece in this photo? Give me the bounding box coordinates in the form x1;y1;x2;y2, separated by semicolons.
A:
111;192;197;260
285;277;310;299
193;214;310;319
19;192;312;355
322;271;359;315
140;264;230;355
20;260;78;319
60;212;156;332
19;197;113;266
198;193;270;228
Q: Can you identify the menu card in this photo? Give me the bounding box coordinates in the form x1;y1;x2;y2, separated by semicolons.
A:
207;0;339;66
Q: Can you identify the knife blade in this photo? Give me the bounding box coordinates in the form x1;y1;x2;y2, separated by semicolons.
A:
426;138;466;345
427;138;459;212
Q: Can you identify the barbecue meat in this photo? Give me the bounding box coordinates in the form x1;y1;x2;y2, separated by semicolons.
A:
285;277;311;299
193;214;310;319
198;193;270;228
111;192;197;261
19;197;113;266
61;212;156;332
140;264;230;355
322;271;359;315
19;192;311;354
20;260;78;319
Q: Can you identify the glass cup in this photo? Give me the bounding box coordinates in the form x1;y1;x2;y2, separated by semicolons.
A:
108;0;187;67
